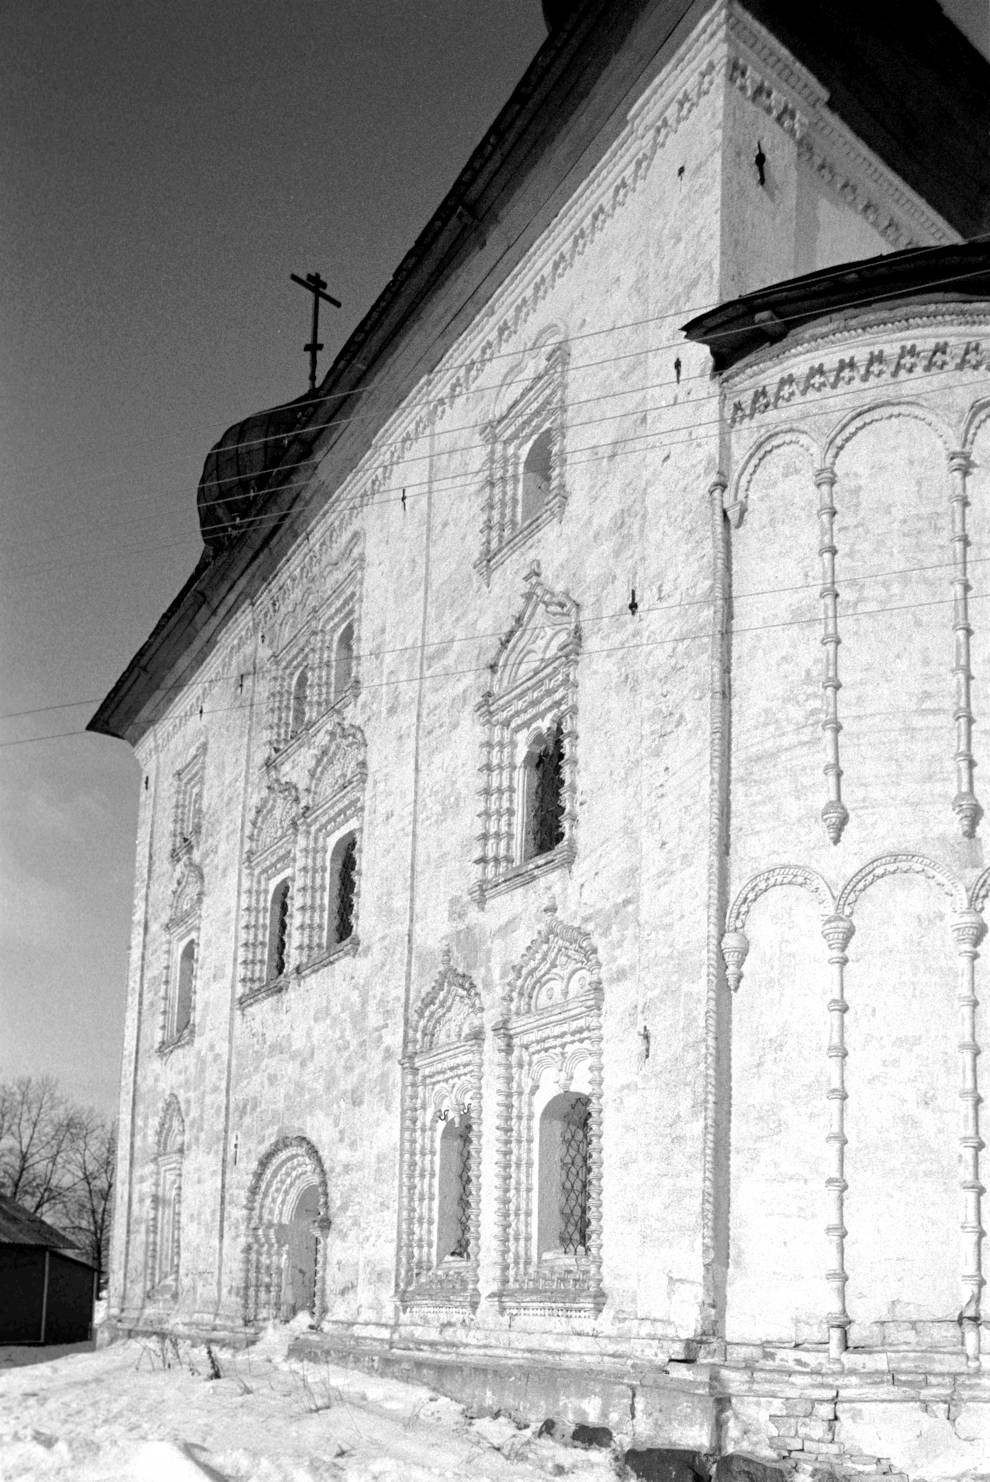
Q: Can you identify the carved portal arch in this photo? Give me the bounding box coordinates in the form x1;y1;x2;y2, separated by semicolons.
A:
823;399;954;468
399;949;484;1310
492;907;604;1315
242;1135;330;1326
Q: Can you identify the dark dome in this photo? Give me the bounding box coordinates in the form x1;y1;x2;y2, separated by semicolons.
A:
542;0;575;29
196;390;321;550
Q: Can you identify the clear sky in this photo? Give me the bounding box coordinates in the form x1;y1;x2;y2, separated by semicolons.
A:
0;0;546;1115
1;1;984;1120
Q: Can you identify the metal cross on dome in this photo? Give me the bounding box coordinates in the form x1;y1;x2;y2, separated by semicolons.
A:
290;270;342;391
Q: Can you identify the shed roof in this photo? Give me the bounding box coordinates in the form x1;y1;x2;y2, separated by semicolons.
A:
0;1194;79;1252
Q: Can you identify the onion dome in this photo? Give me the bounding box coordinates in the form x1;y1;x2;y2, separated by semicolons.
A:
196;389;322;550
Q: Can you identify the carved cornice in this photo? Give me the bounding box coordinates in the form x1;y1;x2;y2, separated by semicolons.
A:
727;335;989;429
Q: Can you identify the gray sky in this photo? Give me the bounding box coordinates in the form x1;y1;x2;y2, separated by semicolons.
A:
0;0;545;1115
1;1;984;1119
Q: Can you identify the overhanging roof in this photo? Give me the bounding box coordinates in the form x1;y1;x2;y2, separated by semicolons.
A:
88;0;990;745
681;241;990;371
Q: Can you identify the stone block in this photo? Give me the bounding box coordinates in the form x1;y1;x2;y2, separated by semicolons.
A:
793;1418;834;1442
713;1454;790;1482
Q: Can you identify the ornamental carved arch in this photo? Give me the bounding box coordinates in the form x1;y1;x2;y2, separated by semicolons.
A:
155;1094;185;1156
242;1135;330;1326
727;425;821;529
247;780;300;862
504;909;604;1018
823;399;954;469
169;858;204;928
835;852;966;919
413;949;483;1053
725;865;835;936
304;721;367;811
962;398;990;455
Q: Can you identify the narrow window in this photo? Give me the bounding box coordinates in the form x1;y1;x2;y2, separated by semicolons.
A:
523;721;565;862
435;1111;472;1263
267;880;291;980
289;666;309;738
334;621;355;701
537;1092;590;1259
519;429;552;527
173;939;195;1038
328;832;357;947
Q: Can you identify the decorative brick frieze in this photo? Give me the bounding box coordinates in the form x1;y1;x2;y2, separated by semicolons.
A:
728;335;990;428
473;565;579;905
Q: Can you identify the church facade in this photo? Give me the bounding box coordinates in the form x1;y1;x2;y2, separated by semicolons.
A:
91;0;990;1473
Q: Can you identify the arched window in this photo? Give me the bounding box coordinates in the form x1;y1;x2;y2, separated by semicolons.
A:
289;665;309;738
537;1092;591;1260
266;879;291;981
172;938;195;1039
520;429;552;526
328;832;357;947
523;721;565;862
435;1110;472;1264
333;621;355;701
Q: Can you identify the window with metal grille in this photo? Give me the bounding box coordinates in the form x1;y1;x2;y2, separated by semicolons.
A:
524;721;565;861
289;665;309;738
436;1110;472;1262
558;1095;590;1253
267;879;290;980
328;832;357;947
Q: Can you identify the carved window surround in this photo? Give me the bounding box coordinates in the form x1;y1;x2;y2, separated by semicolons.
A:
476;341;568;584
157;858;203;1054
294;721;367;971
399;950;484;1313
263;564;362;761
170;744;205;863
238;781;299;1007
146;1097;184;1298
473;565;580;906
492;908;605;1317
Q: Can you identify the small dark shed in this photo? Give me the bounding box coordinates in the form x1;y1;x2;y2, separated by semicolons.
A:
0;1195;97;1343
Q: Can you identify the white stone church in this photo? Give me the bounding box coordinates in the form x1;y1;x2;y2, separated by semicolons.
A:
91;0;990;1472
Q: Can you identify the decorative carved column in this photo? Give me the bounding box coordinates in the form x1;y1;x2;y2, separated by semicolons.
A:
952;908;985;1366
396;1053;418;1297
816;468;849;844
586;1018;606;1306
492;1022;513;1299
949;452;982;838
822;913;853;1359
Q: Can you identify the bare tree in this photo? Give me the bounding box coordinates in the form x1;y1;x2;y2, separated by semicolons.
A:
57;1113;116;1289
0;1076;115;1287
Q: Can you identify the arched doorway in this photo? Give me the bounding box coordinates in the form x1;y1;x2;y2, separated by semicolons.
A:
243;1137;330;1325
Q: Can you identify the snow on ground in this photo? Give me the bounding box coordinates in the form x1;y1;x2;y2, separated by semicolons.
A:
0;1322;618;1482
